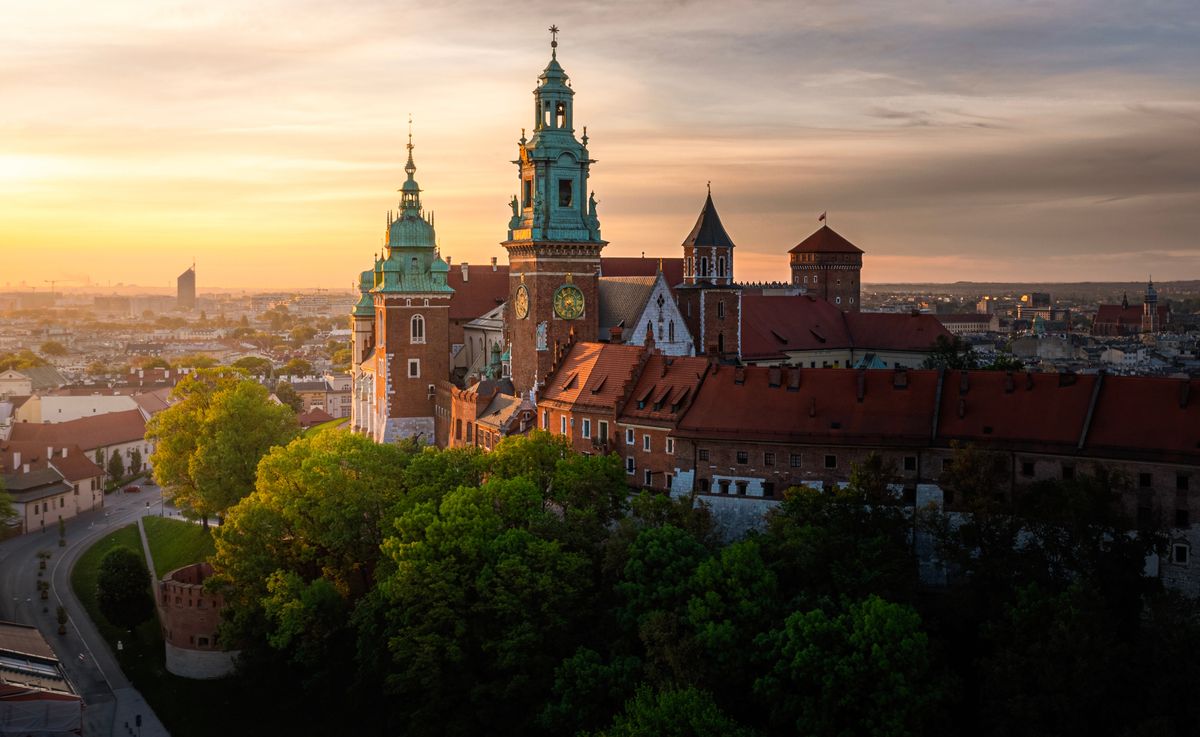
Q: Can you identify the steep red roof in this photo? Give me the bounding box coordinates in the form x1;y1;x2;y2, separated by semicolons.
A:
297;408;336;428
788;225;864;255
447;263;510;322
844;312;952;352
0;442;101;481
1086;376;1200;461
601;257;685;288
677;366;940;444
540;342;645;411
9;409;147;452
741;295;852;359
936;371;1096;449
618;354;711;427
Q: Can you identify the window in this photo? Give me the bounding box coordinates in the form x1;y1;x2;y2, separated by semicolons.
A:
668;321;675;342
455;419;463;440
644;469;653;486
904;456;917;472
466;422;473;442
1173;544;1190;566
764;452;775;466
625;456;635;475
718;479;731;495
736;481;747;496
717;256;726;278
1179;474;1190;492
523;178;532;207
1021;461;1035;477
561;416;567;435
790;453;802;468
411;314;425;343
598;420;609;442
699;448;710;461
582;418;591;439
835;297;842;305
666;473;674;488
558;178;573;207
407;359;420;378
542;410;549;430
717;300;725;319
699;256;709;276
1062;464;1075;481
699;478;710;492
555;101;566;128
643;434;651;452
666;437;675;454
718;333;725;354
626;428;635;445
736;451;748;464
1176;509;1190;528
198;637;209;647
1139;472;1153;488
763;482;775;497
824;454;837;469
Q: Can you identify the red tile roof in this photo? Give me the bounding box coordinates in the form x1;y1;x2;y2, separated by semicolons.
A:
297;408;335;428
677;366;940;444
447;263;510;322
844;312;952;352
601;257;685;288
788;225;864;255
936;371;1096;449
741;295;851;360
9;409;147;452
1086;375;1200;461
619;354;711;426
0;442;101;481
540;342;645;411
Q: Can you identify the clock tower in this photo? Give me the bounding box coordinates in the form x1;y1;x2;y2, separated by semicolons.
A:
504;27;605;395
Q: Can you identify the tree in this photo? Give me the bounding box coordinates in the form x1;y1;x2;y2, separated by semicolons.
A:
596;685;758;737
172;353;218;369
97;547;153;630
983;352;1024;371
0;349;46;371
232;356;274;377
0;477;15;527
755;596;941;737
129;447;142;475
273;381;303;412
146;369;298;526
290;325;317;348
280;358;314;377
40;340;68;356
922;334;979;370
330;348;352;370
106;451;125;485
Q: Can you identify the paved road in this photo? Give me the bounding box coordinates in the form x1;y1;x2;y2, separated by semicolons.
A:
0;482;174;736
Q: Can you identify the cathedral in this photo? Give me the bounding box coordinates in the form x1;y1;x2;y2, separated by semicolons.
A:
349;31;897;446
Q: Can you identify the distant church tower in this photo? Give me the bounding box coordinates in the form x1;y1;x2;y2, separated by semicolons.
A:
504;28;605;395
350;130;453;443
676;188;741;357
1141;277;1159;334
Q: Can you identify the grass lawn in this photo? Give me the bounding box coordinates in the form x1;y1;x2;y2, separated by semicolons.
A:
71;524;252;737
142;516;215;579
303;416;349;436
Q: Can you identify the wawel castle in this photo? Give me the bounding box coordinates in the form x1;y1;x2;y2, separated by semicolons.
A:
349;35;1200;592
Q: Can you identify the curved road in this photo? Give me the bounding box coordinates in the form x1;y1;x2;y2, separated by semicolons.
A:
0;483;171;736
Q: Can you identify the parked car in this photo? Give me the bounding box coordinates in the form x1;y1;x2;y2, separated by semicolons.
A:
123;485;141;493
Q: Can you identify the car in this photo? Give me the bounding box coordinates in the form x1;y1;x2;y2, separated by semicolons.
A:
123;485;141;493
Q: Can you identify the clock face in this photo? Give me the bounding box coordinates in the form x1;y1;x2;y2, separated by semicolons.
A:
554;284;585;320
513;284;529;319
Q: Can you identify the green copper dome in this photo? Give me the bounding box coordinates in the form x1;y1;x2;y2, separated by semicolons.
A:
388;213;435;249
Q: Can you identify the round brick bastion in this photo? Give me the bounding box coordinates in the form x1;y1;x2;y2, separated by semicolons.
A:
158;562;239;679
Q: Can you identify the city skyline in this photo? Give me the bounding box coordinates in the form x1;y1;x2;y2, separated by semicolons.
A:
3;0;1199;289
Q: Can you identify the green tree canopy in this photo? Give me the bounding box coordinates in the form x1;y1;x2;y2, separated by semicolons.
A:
97;546;154;630
595;685;758;737
922;334;979;370
39;340;68;356
231;356;274;377
280;358;314;377
0;349;47;371
273;380;303;412
106;451;125;485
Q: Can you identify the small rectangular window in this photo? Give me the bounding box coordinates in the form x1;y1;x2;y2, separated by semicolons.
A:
719;479;731;495
824;454;837;469
558;178;573;207
643;434;651;452
764;452;775;467
699;448;710;461
644;469;653;486
1139;472;1153;488
1173;544;1190;566
542;410;549;430
407;359;420;378
717;300;725;319
736;481;747;496
598;421;609;442
1021;461;1035;477
625;456;635;475
698;478;710;492
582;419;591;439
763;482;775;497
666;473;674;488
904;456;917;472
561;416;567;435
790;453;802;468
626;428;635;445
666;437;675;454
736;451;748;464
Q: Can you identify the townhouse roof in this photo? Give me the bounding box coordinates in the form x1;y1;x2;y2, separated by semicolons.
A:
8;409;147;452
618;354;710;427
936;371;1096;450
131;388;172;416
844;311;953;352
0;621;56;661
11;366;68;392
1086;375;1200;461
297;408;335;428
476;393;522;431
447;263;510;322
0;467;73;503
540;342;645;411
598;277;656;332
788;224;864;255
0;440;104;482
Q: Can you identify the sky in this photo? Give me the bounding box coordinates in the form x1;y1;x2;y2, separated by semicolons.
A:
2;0;1199;290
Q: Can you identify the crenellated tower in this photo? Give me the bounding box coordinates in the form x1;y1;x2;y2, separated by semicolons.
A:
504;27;606;395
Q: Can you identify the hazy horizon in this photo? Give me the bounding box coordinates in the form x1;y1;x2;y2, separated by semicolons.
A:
3;0;1198;289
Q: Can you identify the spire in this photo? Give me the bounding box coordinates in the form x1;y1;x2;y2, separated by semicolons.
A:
682;188;736;250
404;114;416;179
398;115;421;213
549;24;559;60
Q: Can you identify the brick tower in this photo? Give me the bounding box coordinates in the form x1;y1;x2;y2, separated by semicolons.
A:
503;29;606;395
676;187;742;357
788;224;864;312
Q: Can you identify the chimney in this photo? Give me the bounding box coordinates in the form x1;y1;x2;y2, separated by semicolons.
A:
460;263;469;282
22;463;29;474
61;447;68;458
958;398;966;418
959;371;970;395
47;446;53;461
12;451;20;468
491;257;497;271
856;370;866;403
609;326;623;343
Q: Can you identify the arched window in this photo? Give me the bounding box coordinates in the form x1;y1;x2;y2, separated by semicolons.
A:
555;101;567;128
718;256;726;278
699;256;709;277
411;314;425;344
668;321;675;342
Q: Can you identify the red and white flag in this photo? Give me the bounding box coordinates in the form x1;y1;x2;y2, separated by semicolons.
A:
818;211;827;222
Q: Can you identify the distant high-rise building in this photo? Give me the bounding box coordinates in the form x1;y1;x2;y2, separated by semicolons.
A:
177;265;196;310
